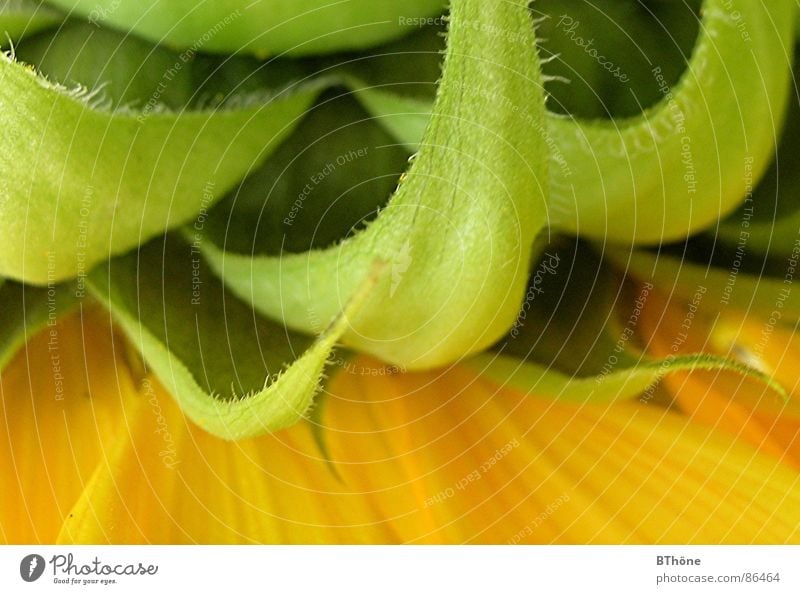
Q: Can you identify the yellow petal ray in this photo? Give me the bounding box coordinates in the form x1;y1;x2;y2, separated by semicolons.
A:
752;414;800;468
493;382;800;542
0;308;125;543
669;372;792;463
610;411;800;541
58;373;396;543
452;378;638;544
324;366;539;544
308;361;800;543
532;406;780;542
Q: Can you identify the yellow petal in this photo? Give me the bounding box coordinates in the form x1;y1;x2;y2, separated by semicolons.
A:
0;308;125;543
309;370;800;543
57;367;395;543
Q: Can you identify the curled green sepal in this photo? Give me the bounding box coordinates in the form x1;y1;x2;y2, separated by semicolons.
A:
546;0;796;243
87;235;376;440
715;67;800;259
354;0;797;244
469;352;786;404
201;0;548;370
0;0;62;45
0;46;321;285
43;0;444;57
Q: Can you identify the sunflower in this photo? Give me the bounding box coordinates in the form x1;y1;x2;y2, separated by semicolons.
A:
1;0;799;544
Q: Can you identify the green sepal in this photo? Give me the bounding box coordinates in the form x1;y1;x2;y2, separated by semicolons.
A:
87;234;377;440
470;352;786;404
0;0;62;45
43;0;445;57
351;0;797;243
0;25;323;284
199;0;549;370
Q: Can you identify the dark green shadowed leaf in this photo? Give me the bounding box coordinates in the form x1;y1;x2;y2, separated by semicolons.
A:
201;91;410;257
534;0;702;120
15;22;196;107
0;280;79;370
338;24;444;101
199;0;549;370
337;25;443;151
0;23;323;284
16;22;313;108
87;234;375;440
307;389;342;480
488;241;640;378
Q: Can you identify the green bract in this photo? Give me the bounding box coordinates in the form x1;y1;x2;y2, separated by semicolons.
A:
87;234;376;439
353;0;796;242
0;23;322;283
0;0;60;44
43;0;445;56
200;0;548;369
